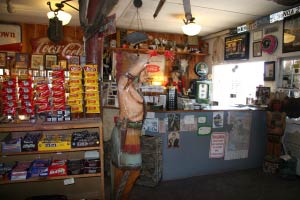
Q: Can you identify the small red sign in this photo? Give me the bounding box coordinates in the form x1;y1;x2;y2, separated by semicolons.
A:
146;64;160;73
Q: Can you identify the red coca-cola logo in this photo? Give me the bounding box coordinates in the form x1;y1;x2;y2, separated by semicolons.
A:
146;64;160;72
31;37;83;57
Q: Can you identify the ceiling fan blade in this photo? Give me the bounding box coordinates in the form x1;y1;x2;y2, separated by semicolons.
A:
153;0;166;18
270;0;300;6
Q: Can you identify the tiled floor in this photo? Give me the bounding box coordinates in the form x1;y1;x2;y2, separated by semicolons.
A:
111;168;300;200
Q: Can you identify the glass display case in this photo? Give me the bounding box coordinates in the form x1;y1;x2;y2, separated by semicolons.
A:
277;57;300;98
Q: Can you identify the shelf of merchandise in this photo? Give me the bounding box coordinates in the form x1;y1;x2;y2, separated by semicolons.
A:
110;47;208;56
0;119;105;200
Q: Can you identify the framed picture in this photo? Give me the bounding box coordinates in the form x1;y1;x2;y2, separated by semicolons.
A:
264;61;275;81
253;41;262;57
45;54;57;70
68;55;80;65
31;54;44;70
224;32;250;60
0;52;7;68
253;30;263;41
283;13;300;53
15;53;29;69
58;59;67;70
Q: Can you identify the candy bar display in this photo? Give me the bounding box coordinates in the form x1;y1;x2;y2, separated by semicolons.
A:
67;159;84;175
18;77;34;116
10;161;31;181
21;132;42;152
71;130;100;148
83;64;100;114
1;133;22;153
28;159;50;178
34;78;51;113
67;65;83;113
48;159;67;177
38;133;71;151
50;68;66;112
2;76;18;117
83;158;100;174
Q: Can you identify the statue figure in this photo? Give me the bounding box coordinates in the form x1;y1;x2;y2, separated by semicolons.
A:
110;54;149;200
266;99;286;160
110;50;174;199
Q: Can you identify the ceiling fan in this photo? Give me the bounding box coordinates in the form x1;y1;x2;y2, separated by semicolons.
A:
269;0;300;6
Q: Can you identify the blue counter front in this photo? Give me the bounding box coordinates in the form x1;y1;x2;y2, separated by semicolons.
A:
145;109;267;181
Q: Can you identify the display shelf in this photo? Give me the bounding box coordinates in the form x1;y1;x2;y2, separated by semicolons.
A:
0;173;101;185
0;119;105;200
110;47;208;56
0;146;100;157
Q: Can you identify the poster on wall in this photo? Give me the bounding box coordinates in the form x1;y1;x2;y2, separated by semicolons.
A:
113;51;165;83
142;118;159;133
168;132;180;148
167;113;180;132
180;115;197;132
283;13;300;53
197;116;212;136
224;112;252;160
209;132;226;158
224;32;249;60
213;112;224;128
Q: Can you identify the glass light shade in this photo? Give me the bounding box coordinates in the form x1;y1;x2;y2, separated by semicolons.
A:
182;23;201;36
47;10;72;25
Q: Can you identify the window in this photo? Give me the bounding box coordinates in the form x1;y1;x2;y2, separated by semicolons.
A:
212;61;264;106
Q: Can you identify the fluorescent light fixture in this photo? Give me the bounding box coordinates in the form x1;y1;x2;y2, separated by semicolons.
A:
47;10;72;25
182;22;201;36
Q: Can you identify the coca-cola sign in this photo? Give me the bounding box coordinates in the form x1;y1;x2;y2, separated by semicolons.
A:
31;37;83;57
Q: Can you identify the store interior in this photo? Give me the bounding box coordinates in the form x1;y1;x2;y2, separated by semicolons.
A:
1;0;300;200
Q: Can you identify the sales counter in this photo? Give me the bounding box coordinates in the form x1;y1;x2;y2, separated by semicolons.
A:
103;106;267;181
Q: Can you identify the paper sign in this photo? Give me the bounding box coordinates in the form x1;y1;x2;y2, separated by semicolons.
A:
209;132;226;158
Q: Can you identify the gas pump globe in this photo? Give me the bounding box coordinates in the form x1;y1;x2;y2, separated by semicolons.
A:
194;62;211;105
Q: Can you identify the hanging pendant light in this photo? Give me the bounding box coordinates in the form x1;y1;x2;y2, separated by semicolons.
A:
182;0;201;36
125;0;148;45
182;16;201;36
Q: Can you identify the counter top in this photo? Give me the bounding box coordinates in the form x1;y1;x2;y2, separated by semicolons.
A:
103;105;266;112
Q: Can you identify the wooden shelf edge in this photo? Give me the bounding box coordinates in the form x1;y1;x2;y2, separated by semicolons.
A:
110;47;208;56
0;119;102;132
0;173;102;185
1;146;100;156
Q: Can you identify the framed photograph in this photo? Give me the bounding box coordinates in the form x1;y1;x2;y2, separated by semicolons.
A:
15;53;29;69
58;59;67;70
0;52;7;68
45;54;57;70
283;13;300;53
253;41;262;57
253;30;263;41
224;32;250;60
68;55;80;65
31;54;44;70
264;61;275;81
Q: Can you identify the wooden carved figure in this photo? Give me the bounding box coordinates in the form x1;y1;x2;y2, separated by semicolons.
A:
266;99;286;160
110;50;174;200
110;54;149;200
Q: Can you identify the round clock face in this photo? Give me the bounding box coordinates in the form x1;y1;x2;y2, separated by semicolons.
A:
194;62;208;77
